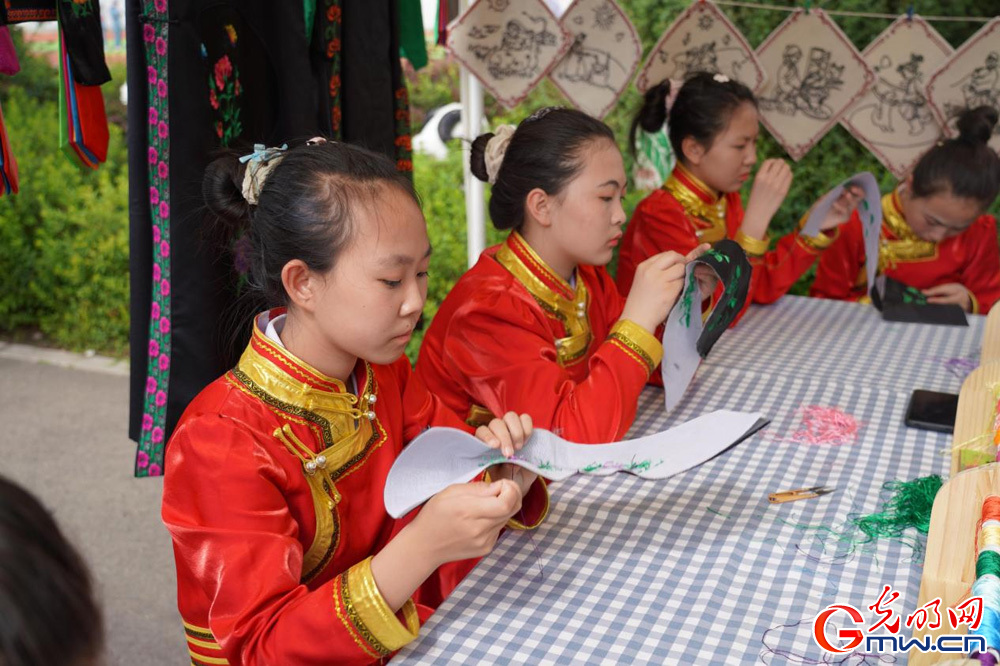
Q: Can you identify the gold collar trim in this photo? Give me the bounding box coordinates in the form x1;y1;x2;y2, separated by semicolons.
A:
496;232;591;366
879;189;938;271
664;163;728;244
232;314;382;476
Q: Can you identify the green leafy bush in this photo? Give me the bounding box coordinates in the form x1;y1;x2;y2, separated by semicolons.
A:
0;39;129;355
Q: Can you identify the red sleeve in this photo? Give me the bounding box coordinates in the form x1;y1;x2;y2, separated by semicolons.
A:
162;416;423;666
747;231;826;304
617;191;701;295
810;212;868;302
440;294;661;444
960;215;1000;314
393;356;473;441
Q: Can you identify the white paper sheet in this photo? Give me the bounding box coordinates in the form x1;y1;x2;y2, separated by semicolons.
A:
384;410;766;517
661;263;704;413
800;171;882;292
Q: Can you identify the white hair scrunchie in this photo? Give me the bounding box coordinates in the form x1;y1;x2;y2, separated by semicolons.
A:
484;124;516;185
239;143;288;205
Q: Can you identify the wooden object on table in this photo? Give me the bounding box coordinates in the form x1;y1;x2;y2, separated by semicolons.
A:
952;362;1000;474
912;464;1000;664
983;307;1000;364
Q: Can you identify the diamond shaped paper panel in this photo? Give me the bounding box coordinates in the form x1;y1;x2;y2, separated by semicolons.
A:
447;0;572;109
756;9;874;161
927;18;1000;153
840;16;952;179
548;0;641;119
634;0;764;94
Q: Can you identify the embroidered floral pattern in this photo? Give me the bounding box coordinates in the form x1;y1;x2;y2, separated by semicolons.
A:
209;48;242;146
323;0;343;138
394;86;413;173
136;0;171;477
62;0;95;18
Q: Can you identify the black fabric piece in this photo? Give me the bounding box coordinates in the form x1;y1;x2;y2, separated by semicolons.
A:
882;303;968;327
1;0;56;24
58;0;111;85
340;0;401;155
129;0;407;446
695;239;753;357
871;275;968;326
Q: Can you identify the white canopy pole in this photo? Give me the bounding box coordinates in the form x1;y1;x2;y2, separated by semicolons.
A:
459;21;486;267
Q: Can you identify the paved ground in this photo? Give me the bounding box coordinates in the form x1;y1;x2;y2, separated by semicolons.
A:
0;353;187;664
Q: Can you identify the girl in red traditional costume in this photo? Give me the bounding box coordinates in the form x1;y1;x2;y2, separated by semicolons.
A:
416;108;704;444
617;72;854;304
162;139;548;666
811;106;1000;314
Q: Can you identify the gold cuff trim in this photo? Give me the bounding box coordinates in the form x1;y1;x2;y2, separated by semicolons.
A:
796;226;838;252
608;319;662;373
734;230;769;257
186;636;223;650
970;290;980;315
466;404;495;428
507;479;550;530
183;620;214;638
345;557;419;654
188;649;229;665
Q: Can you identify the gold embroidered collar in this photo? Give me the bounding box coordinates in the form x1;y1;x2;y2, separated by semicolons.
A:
664;162;728;244
232;310;379;471
879;189;938;271
495;232;591;366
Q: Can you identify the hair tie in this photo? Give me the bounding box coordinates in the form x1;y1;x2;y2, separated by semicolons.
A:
525;106;561;123
664;78;684;114
306;136;328;146
484;125;516;185
713;73;730;83
239;143;288;205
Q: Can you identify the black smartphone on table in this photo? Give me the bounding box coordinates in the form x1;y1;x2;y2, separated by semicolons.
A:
904;389;959;434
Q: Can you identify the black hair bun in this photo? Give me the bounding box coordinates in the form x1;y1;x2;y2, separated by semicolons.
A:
956;105;999;146
470;132;494;183
203;153;251;227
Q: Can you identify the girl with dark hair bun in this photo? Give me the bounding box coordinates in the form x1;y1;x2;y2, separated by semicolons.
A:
812;106;1000;313
617;72;857;309
416;108;708;444
163;138;549;665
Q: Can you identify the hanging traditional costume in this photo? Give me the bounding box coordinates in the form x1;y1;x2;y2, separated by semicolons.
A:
810;189;1000;314
616;163;835;307
415;231;663;444
163;309;548;666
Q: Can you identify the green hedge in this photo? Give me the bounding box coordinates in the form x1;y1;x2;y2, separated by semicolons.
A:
0;37;129;355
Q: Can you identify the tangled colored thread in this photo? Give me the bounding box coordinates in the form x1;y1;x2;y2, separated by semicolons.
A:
937;355;978;380
851;475;943;541
993;397;1000;462
972;497;1000;653
781;406;864;446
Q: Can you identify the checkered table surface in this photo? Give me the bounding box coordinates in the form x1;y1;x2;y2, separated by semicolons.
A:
394;296;985;664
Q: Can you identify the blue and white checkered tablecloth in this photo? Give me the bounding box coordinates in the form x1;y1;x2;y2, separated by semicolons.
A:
708;296;983;395
394;297;985;665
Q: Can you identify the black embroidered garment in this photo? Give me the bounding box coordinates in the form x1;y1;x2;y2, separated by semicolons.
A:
127;0;414;475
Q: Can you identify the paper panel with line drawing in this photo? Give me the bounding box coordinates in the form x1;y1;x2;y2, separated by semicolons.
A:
756;9;874;161
447;0;572;108
840;15;952;179
549;0;641;118
634;0;765;94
